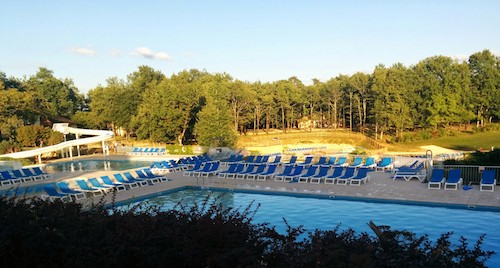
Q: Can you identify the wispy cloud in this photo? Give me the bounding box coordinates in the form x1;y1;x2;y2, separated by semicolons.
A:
69;47;96;56
132;47;173;61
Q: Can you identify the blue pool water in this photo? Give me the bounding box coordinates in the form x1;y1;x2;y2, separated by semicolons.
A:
125;189;500;267
44;159;152;172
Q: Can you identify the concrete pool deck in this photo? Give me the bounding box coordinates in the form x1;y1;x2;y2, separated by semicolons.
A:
2;154;498;208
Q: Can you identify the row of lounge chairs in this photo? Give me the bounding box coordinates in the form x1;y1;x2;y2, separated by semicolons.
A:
222;154;390;171
0;167;52;186
150;154;213;174
427;169;497;192
41;169;168;201
126;147;166;156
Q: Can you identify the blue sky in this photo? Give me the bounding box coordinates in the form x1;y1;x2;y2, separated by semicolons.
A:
1;0;499;94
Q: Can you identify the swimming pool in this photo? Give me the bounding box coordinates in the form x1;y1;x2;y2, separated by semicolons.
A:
124;188;500;267
44;159;152;173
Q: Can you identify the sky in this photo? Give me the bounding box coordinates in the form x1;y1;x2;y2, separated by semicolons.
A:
1;0;499;94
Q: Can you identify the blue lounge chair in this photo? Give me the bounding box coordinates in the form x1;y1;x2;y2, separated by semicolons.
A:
298;156;313;167
22;168;44;181
132;170;161;184
315;156;328;166
298;165;319;183
89;177;124;192
428;169;445;189
324;167;344;184
142;168;168;182
12;170;34;183
274;165;295;182
217;163;239;178
480;170;496;192
326;156;337;166
183;161;204;176
254;156;263;164
349;157;363;168
284;165;305;182
42;184;71;202
75;179;104;196
257;164;278;181
282;156;297;166
56;181;86;200
236;164;256;179
444;169;463;190
245;164;267;180
307;166;329;184
225;163;246;179
362;157;376;169
32;167;53;179
392;163;426;182
101;175;130;190
114;173;145;187
198;162;220;177
0;171;15;186
244;155;256;164
192;162;214;177
336;167;356;185
349;168;370;186
334;157;348;167
270;155;282;164
376;157;393;172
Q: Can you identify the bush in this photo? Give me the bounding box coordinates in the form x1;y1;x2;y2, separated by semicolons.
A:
0;195;493;267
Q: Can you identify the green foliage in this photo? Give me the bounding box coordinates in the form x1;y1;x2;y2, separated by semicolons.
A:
0;139;22;154
15;125;61;147
0;195;492;267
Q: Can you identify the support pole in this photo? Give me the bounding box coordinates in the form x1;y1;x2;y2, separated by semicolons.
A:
69;146;73;159
76;134;81;157
38;154;42;164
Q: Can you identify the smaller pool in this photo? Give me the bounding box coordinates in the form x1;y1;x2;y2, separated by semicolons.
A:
44;159;152;173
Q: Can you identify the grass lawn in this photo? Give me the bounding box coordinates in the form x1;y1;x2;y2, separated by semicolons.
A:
388;131;500;152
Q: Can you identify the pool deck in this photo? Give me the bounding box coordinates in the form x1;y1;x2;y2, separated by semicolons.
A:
6;155;498;209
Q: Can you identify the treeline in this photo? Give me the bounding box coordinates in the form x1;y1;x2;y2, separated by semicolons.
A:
1;49;499;147
0;195;492;267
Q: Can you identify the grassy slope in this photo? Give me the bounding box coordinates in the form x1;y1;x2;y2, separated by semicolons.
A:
388;131;500;152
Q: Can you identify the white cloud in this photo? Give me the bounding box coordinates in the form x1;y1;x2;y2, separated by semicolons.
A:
132;47;173;61
452;54;468;62
69;47;96;56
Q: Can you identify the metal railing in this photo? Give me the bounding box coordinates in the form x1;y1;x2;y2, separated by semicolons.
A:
438;165;500;185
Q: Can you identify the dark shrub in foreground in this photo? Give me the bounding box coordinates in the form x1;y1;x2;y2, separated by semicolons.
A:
0;195;493;267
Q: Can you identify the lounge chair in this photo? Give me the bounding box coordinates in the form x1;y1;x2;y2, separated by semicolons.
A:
297;156;313;167
336;167;356;185
114;173;147;187
334;156;348;167
12;169;34;183
444;169;463;190
141;169;168;182
480;170;496;192
349;168;371;186
245;164;267;180
349;157;363;168
324;167;344;184
274;165;294;182
101;175;131;190
284;165;305;182
56;181;86;200
298;166;319;183
225;163;246;179
281;156;297;166
183;162;204;176
198;162;220;177
375;157;393;172
315;156;328;166
32;167;53;179
361;157;376;169
427;169;445;189
392;163;426;182
89;177;125;192
270;155;282;164
309;166;330;184
192;162;214;177
0;171;16;185
236;164;256;179
325;156;336;166
254;156;264;164
75;179;105;196
256;164;278;181
42;184;71;202
244;155;256;164
217;163;239;178
132;171;160;184
260;155;270;164
22;168;44;181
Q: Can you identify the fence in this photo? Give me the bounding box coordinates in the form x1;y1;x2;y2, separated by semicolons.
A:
439;165;500;185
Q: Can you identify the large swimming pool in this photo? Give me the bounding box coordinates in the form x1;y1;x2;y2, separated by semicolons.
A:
44;159;152;172
124;188;500;267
